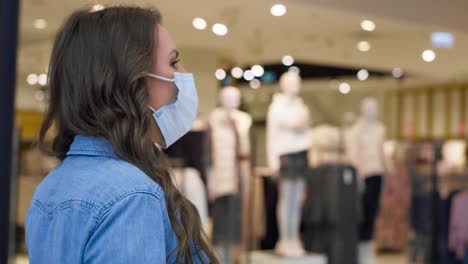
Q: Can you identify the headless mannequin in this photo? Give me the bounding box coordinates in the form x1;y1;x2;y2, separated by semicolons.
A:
267;72;310;257
309;125;341;166
208;86;252;264
347;98;386;264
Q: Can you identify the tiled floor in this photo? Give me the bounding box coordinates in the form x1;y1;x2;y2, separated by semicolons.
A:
14;255;28;264
16;253;408;264
377;252;407;264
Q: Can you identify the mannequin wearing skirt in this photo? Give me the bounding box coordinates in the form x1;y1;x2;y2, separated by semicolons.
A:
267;71;310;257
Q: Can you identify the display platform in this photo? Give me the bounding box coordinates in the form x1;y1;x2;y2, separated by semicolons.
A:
241;250;327;264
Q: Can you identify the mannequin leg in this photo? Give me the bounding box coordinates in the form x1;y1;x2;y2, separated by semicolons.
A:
289;179;305;255
276;179;292;256
358;175;383;264
277;179;291;238
358;241;374;264
217;244;233;264
289;179;305;239
276;178;305;257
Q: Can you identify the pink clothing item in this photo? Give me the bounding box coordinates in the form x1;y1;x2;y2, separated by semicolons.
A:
449;191;468;259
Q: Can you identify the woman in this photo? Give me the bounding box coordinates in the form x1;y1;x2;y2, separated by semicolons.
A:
25;6;217;264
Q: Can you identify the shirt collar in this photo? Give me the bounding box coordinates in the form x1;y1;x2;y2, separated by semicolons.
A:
67;135;118;158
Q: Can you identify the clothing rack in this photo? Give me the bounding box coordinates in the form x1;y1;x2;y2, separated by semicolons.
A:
408;140;468;264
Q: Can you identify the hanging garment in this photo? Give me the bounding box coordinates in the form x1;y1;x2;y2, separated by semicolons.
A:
302;164;359;264
374;144;410;251
449;191;468;260
438;191;461;264
172;167;209;233
165;130;209;184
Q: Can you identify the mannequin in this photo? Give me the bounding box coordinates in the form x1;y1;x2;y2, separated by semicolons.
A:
309;125;341;166
267;71;310;257
346;97;386;264
207;86;252;264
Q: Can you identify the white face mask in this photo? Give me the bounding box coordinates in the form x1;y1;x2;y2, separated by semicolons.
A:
146;72;198;148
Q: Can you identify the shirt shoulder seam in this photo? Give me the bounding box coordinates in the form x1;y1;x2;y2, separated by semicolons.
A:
92;190;163;233
31;199;102;221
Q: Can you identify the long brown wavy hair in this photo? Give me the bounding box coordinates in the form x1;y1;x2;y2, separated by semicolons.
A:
38;6;217;263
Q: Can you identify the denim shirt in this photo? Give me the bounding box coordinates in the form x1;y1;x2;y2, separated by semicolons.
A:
26;135;206;264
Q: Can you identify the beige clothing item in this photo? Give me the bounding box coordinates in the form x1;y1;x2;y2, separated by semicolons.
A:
207;108;252;200
309;125;342;166
347;119;386;178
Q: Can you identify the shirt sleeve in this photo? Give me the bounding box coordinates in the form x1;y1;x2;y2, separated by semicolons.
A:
84;192;167;264
266;102;280;172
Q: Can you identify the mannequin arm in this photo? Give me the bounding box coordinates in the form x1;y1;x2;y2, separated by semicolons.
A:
278;107;309;130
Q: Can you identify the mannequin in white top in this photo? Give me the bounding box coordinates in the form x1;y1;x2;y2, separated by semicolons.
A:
267;71;310;257
208;86;252;264
347;97;386;264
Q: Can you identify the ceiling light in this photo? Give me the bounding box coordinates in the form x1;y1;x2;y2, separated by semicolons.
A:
250;79;262;89
212;23;228;36
243;70;254;81
339;83;351;94
38;73;48;86
392;68;404;78
422;49;436;62
282;55;294;66
192;18;207;30
431;32;454;48
251;65;264;77
360;20;376;32
215;69;226;80
357;69;369;81
357;41;371;52
33;19;47;29
26;74;38;85
271;4;287;17
231;67;243;79
90;4;105;12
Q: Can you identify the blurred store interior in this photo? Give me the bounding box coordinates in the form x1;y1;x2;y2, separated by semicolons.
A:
2;0;468;263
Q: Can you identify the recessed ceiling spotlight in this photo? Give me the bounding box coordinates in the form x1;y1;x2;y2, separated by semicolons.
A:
361;20;376;32
271;4;287;17
282;55;294;66
231;67;243;79
33;19;47;29
357;69;369;81
192;18;207;30
422;49;436;62
357;41;371;52
212;23;228;36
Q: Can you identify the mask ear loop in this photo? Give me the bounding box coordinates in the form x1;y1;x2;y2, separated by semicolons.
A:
145;73;175;82
147;105;157;112
146;73;175;112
